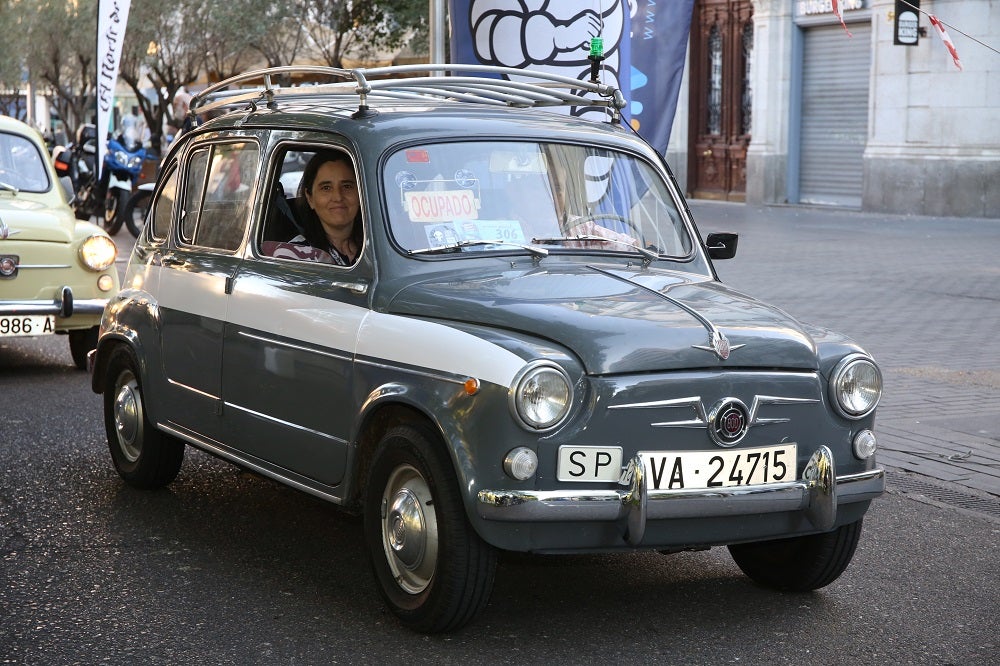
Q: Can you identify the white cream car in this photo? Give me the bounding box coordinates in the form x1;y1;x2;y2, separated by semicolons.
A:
0;115;119;368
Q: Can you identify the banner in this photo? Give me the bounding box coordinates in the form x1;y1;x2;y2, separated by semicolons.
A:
628;0;696;153
96;0;132;177
448;0;695;155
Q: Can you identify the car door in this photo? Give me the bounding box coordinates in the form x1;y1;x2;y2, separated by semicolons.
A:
157;137;260;442
220;141;370;488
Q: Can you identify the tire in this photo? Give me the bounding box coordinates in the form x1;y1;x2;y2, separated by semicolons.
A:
103;188;129;235
123;189;151;238
68;326;98;370
728;519;864;592
364;423;496;633
103;347;184;489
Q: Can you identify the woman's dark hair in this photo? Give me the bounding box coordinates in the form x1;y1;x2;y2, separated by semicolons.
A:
295;149;363;253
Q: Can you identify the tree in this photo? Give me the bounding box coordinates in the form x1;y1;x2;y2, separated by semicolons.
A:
302;0;427;68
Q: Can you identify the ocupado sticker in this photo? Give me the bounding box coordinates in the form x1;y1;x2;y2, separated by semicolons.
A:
405;189;479;223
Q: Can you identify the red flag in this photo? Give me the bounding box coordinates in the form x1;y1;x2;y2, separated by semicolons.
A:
929;14;963;71
831;0;853;37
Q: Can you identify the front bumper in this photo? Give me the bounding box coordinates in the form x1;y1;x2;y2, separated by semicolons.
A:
477;446;884;545
0;285;108;317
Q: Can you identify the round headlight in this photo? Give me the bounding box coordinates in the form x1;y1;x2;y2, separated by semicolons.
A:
830;354;882;419
510;362;572;430
79;235;117;271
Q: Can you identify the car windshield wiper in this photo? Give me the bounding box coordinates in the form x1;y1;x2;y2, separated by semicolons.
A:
0;180;19;194
532;234;659;262
409;238;549;259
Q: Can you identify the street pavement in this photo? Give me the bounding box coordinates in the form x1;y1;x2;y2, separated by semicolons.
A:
689;199;1000;519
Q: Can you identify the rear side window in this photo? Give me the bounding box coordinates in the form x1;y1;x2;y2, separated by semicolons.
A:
180;141;259;251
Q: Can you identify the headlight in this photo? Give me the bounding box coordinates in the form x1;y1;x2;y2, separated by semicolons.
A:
510;362;572;430
829;354;882;419
114;149;129;165
79;235;117;271
128;155;143;169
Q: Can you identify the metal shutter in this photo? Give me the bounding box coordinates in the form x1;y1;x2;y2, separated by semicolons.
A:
798;22;871;208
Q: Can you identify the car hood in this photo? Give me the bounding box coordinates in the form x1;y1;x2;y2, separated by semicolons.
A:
386;265;820;374
0;198;76;243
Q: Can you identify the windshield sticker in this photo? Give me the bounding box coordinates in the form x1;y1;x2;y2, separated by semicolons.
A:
405;189;479;222
423;219;526;247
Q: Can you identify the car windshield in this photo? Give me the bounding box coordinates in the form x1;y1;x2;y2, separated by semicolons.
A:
384;141;693;259
0;131;51;193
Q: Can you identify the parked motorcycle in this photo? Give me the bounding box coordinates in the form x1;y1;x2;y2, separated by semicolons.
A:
121;182;154;237
53;124;146;235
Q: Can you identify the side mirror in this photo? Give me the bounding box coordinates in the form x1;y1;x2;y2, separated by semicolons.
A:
705;232;739;260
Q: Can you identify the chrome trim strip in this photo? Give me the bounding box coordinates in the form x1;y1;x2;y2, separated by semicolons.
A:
11;264;72;269
477;447;884;535
237;330;353;362
224;401;348;444
159;422;344;505
613;394;819;430
165;377;220;401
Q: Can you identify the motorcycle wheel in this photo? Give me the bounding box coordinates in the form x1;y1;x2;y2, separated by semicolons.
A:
122;189;152;238
103;189;129;235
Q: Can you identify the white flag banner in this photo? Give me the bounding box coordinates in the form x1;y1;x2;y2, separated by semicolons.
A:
96;0;132;177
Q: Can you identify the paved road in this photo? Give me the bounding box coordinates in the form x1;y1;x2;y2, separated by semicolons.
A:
2;204;998;664
692;200;1000;514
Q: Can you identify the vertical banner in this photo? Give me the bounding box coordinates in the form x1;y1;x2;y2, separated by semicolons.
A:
96;0;132;177
448;0;695;156
448;0;630;125
628;0;695;154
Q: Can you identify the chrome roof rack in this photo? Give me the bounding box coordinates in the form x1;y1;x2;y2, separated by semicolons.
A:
189;64;627;123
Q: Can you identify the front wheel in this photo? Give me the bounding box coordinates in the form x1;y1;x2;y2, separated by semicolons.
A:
728;519;864;592
103;188;129;235
122;189;151;238
103;347;184;489
68;326;98;370
364;423;496;633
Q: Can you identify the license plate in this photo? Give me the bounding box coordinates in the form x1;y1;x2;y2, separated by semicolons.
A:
557;445;623;482
0;315;56;337
640;444;797;491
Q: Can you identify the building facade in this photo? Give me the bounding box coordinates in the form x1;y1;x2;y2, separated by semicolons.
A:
668;0;999;219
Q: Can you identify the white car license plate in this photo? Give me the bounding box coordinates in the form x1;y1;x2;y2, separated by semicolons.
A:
639;444;797;491
0;315;55;337
557;445;623;482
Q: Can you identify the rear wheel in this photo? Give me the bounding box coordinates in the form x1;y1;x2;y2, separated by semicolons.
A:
728;519;863;592
364;423;496;633
68;326;98;370
123;189;151;237
103;347;184;489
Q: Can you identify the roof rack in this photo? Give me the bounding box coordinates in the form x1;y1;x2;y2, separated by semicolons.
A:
188;64;627;123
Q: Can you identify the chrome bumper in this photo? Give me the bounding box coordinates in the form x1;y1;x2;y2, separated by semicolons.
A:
477;446;884;546
0;286;107;317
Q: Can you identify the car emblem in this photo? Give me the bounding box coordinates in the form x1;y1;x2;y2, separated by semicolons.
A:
693;330;744;361
708;398;749;447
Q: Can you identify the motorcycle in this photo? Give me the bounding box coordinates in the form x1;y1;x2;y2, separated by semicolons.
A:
53;124;146;235
121;182;155;237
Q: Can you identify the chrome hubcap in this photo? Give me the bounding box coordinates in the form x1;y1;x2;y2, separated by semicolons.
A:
381;464;437;594
113;374;142;462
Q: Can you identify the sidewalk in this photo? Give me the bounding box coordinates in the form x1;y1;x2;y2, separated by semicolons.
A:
689;200;1000;515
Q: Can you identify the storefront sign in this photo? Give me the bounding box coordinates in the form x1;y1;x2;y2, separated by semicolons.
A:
894;0;920;46
797;0;864;17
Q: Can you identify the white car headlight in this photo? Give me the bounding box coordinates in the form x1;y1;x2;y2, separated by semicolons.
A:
830;354;882;419
79;235;117;271
510;362;572;430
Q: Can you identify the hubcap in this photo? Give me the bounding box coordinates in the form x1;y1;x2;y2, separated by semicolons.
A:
381;464;438;594
113;374;143;462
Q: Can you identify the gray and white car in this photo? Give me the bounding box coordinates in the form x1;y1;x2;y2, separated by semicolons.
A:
90;65;884;633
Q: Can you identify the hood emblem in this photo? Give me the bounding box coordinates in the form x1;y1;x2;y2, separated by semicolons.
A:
693;330;744;361
0;218;19;240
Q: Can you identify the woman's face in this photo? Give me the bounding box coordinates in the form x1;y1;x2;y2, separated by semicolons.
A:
305;159;360;236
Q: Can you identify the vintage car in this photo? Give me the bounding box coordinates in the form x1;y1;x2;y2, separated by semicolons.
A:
0;115;119;369
90;66;884;633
